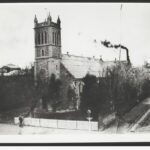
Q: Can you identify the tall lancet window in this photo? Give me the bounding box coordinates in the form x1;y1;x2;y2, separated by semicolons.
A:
56;33;58;45
45;32;47;44
57;33;59;45
52;32;54;44
55;33;57;45
38;33;40;44
41;32;44;44
42;49;44;56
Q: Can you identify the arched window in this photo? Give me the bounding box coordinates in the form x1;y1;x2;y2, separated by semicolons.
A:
55;32;57;45
45;32;47;44
42;49;44;56
38;33;40;44
57;33;59;45
52;32;54;44
56;33;58;45
41;32;44;44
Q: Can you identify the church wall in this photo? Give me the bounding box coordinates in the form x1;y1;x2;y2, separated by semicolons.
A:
48;58;60;79
36;46;49;57
59;63;84;110
59;63;75;109
35;58;60;79
35;58;49;79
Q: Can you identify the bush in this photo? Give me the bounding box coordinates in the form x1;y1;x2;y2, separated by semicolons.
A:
0;69;35;111
0;70;61;113
36;74;62;112
80;74;99;118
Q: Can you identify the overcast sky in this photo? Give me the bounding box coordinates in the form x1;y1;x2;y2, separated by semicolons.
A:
0;3;150;68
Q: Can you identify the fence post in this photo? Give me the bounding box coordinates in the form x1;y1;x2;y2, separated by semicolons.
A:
57;119;58;129
76;120;77;130
39;118;40;127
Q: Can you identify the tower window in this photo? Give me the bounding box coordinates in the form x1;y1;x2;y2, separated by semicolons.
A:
58;33;60;44
42;49;44;56
38;33;40;44
41;32;44;44
55;32;57;45
45;32;47;44
57;33;58;45
56;65;58;70
52;32;54;44
56;33;57;45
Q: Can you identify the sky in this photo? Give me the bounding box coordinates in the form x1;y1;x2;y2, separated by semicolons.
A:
0;3;150;68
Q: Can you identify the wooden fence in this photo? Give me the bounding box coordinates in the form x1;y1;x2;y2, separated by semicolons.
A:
14;117;98;131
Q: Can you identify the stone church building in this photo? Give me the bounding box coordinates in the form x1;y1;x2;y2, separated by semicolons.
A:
34;13;121;111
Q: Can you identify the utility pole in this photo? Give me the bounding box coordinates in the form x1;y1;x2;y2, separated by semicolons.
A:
119;4;123;62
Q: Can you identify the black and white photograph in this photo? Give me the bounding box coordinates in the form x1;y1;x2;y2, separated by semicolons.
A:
0;2;150;144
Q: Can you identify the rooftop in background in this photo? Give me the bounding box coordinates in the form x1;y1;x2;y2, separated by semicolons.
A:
2;64;20;69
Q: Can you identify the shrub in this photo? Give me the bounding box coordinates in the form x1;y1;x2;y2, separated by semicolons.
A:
0;69;35;111
36;74;62;112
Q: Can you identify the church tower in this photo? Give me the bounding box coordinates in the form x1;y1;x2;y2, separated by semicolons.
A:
34;13;61;80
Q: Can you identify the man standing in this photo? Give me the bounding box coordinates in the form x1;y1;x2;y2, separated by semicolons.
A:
19;115;24;127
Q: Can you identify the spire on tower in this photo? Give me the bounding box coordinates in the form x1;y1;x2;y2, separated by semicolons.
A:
34;15;38;23
47;12;52;21
47;12;52;25
57;16;61;24
34;15;38;27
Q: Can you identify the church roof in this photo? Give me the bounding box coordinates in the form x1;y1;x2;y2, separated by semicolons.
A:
61;54;118;79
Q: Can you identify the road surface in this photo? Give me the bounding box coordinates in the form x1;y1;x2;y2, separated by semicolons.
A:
0;123;100;135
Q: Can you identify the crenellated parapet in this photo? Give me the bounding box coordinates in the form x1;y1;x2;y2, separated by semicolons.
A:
34;12;61;29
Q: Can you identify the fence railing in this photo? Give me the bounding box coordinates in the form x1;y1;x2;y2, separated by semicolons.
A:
14;117;98;131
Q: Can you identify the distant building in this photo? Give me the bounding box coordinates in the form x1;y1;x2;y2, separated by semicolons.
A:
34;13;126;111
0;64;21;76
2;64;20;72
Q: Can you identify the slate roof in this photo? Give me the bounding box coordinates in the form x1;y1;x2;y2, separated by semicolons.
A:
61;54;118;79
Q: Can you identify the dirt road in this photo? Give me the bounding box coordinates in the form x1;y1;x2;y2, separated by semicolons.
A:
0;123;100;135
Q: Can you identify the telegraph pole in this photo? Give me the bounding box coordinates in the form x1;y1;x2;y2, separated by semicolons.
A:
119;4;123;62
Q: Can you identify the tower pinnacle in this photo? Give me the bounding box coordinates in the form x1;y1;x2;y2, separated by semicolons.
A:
47;12;52;24
34;15;38;23
57;16;61;25
34;15;38;27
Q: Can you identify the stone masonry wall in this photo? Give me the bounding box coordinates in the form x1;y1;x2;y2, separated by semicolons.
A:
59;63;75;110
